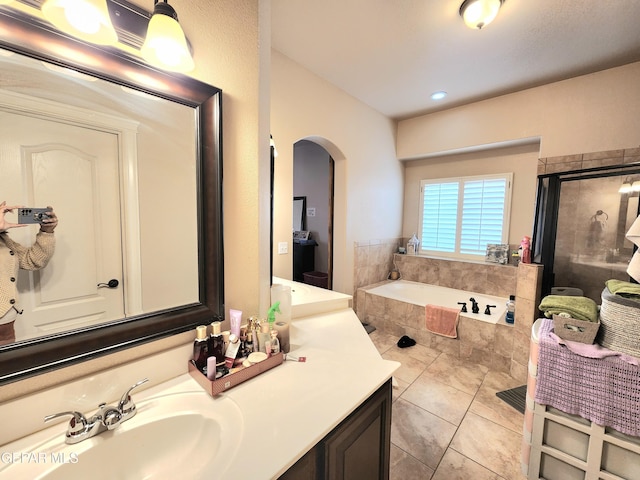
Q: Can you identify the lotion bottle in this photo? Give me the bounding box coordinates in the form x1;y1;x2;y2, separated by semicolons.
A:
224;333;241;368
209;321;225;372
229;309;242;337
193;325;209;373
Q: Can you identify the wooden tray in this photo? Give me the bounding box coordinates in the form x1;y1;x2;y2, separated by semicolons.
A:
188;352;284;396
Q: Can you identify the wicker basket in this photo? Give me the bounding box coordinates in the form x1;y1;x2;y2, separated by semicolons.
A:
552;314;600;344
598;287;640;358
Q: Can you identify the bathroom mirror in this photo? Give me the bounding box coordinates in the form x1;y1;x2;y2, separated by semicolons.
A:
0;6;223;384
293;196;306;232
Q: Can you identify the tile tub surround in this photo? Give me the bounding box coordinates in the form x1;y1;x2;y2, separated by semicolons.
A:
390;253;518;298
356;263;543;381
354;238;403;291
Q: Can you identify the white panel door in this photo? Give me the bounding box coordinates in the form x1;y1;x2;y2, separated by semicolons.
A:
0;111;124;339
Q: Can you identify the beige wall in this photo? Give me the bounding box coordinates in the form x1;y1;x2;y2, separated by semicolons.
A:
403;143;540;243
164;0;270;317
271;50;402;294
397;62;640;160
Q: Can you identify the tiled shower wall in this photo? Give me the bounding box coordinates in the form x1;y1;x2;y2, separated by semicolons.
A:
537;147;640;175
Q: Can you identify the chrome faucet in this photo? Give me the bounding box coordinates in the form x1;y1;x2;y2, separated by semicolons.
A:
44;378;148;445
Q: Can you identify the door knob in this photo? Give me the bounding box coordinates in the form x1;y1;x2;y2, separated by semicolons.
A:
97;279;119;288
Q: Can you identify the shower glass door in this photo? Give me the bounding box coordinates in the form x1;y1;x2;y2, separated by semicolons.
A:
535;168;640;304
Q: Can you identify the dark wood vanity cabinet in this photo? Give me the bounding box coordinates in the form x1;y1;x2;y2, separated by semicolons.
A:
280;379;392;480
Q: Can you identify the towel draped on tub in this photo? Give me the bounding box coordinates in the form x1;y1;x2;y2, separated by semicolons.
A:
425;305;460;338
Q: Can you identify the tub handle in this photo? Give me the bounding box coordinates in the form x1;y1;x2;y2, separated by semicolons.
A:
484;305;496;315
457;302;467;313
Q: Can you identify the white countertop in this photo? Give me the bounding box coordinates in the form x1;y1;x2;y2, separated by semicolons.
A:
221;307;399;478
272;277;353;318
0;308;399;479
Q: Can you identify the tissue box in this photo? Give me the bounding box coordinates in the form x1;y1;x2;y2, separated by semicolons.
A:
552;314;600;344
188;352;284;396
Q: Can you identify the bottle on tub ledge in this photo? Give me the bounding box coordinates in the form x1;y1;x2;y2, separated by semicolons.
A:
506;295;516;324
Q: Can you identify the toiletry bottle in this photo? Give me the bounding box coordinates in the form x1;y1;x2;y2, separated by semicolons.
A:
237;327;248;364
209;321;225;372
229;309;242;337
249;316;260;353
193;325;209;373
270;330;280;355
258;323;270;353
224;333;241;368
245;331;254;354
506;295;516;324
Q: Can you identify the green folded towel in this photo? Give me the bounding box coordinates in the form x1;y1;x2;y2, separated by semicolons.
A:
538;295;599;323
605;279;640;299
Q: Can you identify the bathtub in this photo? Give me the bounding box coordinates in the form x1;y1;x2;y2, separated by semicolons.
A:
365;279;508;324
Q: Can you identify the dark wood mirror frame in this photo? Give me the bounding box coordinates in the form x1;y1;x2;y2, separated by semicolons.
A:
0;6;224;385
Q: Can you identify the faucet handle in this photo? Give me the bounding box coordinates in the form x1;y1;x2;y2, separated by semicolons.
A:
44;411;88;438
484;305;496;315
118;378;149;417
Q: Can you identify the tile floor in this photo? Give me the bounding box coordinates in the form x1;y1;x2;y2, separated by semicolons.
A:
369;330;529;480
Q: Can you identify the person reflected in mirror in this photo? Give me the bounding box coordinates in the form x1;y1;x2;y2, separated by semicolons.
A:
0;202;57;345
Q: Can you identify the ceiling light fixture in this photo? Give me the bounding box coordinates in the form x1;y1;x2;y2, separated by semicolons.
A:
140;0;194;73
459;0;504;30
41;0;118;46
431;91;447;101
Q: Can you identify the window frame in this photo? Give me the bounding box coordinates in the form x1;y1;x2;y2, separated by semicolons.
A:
418;172;513;261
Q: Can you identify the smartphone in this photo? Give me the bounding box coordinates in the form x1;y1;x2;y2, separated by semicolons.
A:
18;208;51;224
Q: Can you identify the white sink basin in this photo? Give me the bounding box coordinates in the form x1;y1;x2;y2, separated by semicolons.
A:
0;383;243;480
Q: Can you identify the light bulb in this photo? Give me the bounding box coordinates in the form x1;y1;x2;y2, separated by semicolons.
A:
460;0;502;30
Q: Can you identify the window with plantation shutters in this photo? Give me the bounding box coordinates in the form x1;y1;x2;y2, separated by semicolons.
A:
419;173;512;259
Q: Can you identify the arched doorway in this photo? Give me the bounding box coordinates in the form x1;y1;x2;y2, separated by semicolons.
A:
293;140;334;289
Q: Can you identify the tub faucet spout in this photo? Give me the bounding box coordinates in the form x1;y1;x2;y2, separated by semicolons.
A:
469;297;479;314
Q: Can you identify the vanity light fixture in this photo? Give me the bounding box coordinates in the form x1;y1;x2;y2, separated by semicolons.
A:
619;182;632;194
632;181;640;192
459;0;504;30
140;0;194;73
619;177;633;194
41;0;118;46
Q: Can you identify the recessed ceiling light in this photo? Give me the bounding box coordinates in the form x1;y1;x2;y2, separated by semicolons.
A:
431;91;447;101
